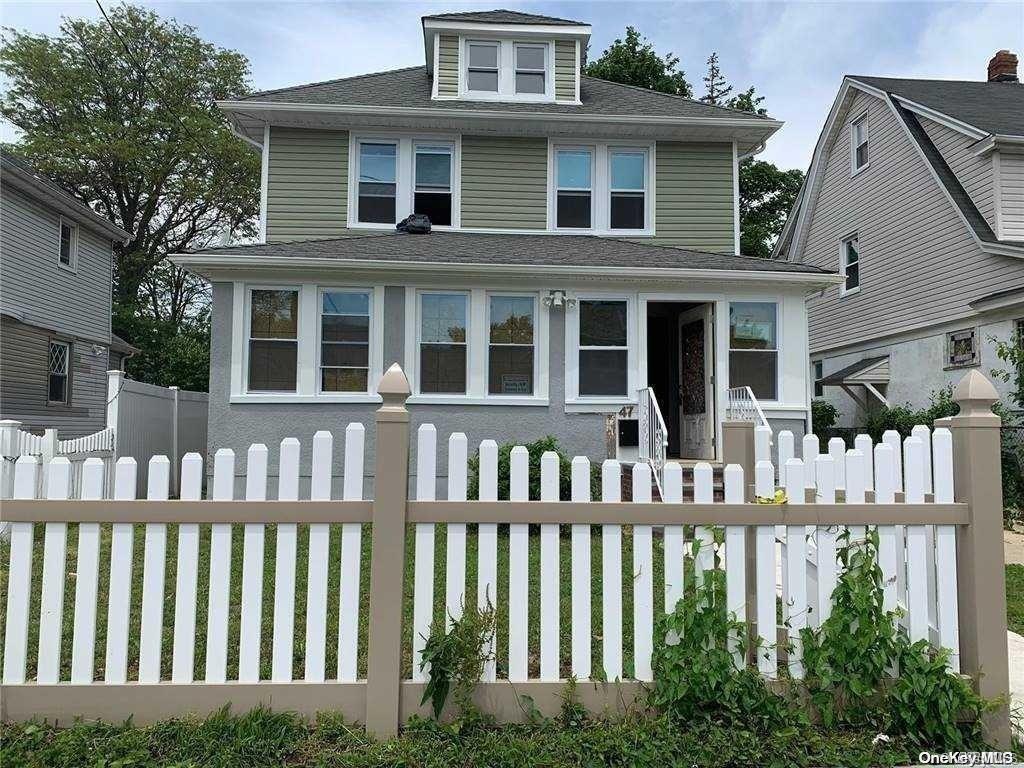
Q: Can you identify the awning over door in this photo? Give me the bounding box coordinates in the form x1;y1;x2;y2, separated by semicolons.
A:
817;355;890;406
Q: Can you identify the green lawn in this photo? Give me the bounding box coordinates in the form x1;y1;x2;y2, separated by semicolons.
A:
0;522;670;682
1008;565;1023;636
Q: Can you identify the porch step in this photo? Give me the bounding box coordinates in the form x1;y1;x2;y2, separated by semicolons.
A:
622;462;726;502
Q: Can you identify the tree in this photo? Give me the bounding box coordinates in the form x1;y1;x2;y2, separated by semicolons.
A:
701;52;732;105
585;27;692;97
739;160;804;258
1;6;259;389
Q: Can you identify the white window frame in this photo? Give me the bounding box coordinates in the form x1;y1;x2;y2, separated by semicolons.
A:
459;37;554;102
347;133;460;230
945;328;980;370
553;145;595;231
47;339;71;405
839;234;861;297
565;292;637;408
415;289;471;397
316;287;375;395
513;42;546;96
57;217;78;272
465;40;500;94
608;148;650;232
244;285;301;394
727;300;781;403
548;140;655;236
485;292;539;398
850;112;869;175
412;142;455;228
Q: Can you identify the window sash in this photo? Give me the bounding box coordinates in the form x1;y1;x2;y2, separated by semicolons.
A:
48;341;70;404
320;290;371;393
248;289;299;393
488;295;536;395
852;117;868;168
514;44;546;94
358;142;398;224
58;222;75;266
843;238;860;291
577;299;629;398
467;41;499;92
419;292;469;394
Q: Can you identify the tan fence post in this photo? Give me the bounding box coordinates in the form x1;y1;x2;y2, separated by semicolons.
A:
941;370;1010;748
364;363;412;737
722;420;758;663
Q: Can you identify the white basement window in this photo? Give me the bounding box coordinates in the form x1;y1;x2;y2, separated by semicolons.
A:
488;295;536;395
247;288;299;392
419;292;468;394
578;299;629;397
729;302;778;401
48;340;70;404
840;235;860;295
851;113;868;173
319;290;371;393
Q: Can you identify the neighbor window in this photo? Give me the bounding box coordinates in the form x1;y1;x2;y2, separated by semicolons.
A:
419;293;468;394
488;295;535;395
514;44;546;94
852;114;868;171
248;288;299;392
609;150;646;230
1015;318;1024;348
467;41;499;92
945;328;979;369
729;302;778;400
414;144;453;226
578;299;628;397
813;360;824;397
841;236;860;294
48;340;70;404
58;219;77;268
320;290;371;393
357;142;398;224
556;149;592;229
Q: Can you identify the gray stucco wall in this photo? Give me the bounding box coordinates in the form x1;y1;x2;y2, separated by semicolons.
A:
207;282;607;497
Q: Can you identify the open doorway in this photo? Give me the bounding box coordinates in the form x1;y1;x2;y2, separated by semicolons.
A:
646;301;715;459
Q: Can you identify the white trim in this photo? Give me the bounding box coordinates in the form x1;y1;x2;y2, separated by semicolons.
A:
838;233;860;297
57;216;78;273
993;149;1004;240
431;32;440;98
259;123;270;242
732;141;740;253
565;292;637;405
890;95;987;141
422;19;592;38
574;39;581;104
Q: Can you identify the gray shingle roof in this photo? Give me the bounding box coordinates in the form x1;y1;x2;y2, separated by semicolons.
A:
819;355;889;385
422;9;587;26
240;66;775;121
188;231;832;274
852;76;1024;137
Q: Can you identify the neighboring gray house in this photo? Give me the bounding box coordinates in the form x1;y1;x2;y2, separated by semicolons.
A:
0;151;134;438
775;51;1024;424
172;10;840;492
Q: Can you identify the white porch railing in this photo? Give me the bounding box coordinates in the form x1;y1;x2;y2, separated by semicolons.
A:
637;387;668;495
726;385;770;428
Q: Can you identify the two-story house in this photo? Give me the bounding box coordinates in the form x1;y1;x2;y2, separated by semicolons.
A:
775;51;1024;423
0;150;134;438
172;10;839;491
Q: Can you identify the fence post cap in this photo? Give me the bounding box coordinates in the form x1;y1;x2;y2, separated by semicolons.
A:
377;363;411;406
952;370;999;417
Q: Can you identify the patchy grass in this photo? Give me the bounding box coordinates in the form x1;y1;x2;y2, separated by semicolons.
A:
1008;565;1023;636
0;706;926;768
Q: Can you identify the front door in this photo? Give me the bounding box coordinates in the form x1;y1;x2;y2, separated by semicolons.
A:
677;305;714;459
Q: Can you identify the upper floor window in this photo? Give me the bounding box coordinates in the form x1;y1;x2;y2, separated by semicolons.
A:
357;142;397;224
729;302;778;401
840;235;860;295
48;340;70;404
320;290;371;393
551;143;653;234
851;113;868;173
466;41;499;92
514;44;546;94
609;150;646;230
419;292;468;394
414;144;453;226
556;149;592;229
58;218;77;270
247;288;298;392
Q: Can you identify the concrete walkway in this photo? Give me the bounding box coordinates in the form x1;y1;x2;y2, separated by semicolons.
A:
1010;631;1023;740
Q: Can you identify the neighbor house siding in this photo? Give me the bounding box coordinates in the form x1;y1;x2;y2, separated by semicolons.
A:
919;116;995;231
0;185;112;343
460;135;548;229
0;315;108;438
999;151;1024;241
554;40;576;101
436;35;459;97
265;127;348;242
801;88;1024;354
651;142;735;252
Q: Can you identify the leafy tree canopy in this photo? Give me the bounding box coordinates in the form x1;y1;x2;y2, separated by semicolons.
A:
585;27;692;97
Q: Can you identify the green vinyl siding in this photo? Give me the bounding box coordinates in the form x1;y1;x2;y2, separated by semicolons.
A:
461;135;548;229
554;40;576;102
650;142;735;253
436;35;459;97
266;127;348;243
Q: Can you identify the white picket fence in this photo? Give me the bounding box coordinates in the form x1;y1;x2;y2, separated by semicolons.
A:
0;422;116;504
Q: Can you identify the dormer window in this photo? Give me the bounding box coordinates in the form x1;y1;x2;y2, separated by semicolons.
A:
514;44;546;94
467;41;499;92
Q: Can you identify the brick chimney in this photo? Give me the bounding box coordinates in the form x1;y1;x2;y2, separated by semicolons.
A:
987;50;1018;82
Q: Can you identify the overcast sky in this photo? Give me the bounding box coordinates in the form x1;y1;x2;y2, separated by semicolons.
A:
2;1;1022;170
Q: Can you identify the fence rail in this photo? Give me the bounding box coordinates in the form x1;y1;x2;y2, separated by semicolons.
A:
0;366;1011;748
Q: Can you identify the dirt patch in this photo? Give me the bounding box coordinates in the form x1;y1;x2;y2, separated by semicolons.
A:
1005;526;1024;566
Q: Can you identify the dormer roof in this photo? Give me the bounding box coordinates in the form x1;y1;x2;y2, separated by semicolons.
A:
421;9;588;26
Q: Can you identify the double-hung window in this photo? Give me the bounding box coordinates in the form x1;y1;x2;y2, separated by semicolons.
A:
320;290;371;393
419;292;468;394
466;41;499;92
514;44;545;94
556;149;592;229
578;299;628;397
852;114;868;172
58;219;77;269
48;340;70;404
813;360;824;397
488;295;535;395
247;288;299;392
841;235;860;295
414;144;453;226
729;302;778;400
609;150;646;230
357;142;398;224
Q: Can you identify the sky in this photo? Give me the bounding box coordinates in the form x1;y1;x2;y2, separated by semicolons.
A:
1;0;1022;170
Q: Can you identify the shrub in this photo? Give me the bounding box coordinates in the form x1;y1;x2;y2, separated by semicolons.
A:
811;399;840;444
862;387;959;443
466;435;601;501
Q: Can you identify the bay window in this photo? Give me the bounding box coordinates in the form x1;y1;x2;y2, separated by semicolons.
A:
556;149;592;229
419;293;468;394
357;142;397;224
578;299;628;397
414;144;453;226
488;295;535;395
729;302;778;400
248;288;299;392
320;290;371;392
